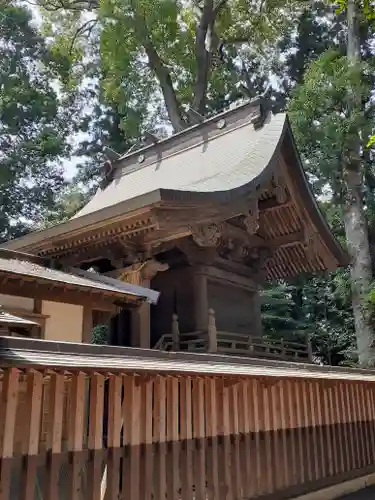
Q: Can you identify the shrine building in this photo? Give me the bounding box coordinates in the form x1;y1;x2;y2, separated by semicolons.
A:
1;99;348;359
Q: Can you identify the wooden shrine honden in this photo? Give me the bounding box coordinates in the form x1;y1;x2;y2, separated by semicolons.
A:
2;99;348;358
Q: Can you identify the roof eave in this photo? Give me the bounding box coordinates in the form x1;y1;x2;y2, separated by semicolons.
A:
281;118;350;268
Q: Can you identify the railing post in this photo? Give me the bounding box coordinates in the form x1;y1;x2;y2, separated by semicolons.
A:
306;333;313;362
280;338;285;358
208;308;217;353
248;336;254;353
172;313;180;351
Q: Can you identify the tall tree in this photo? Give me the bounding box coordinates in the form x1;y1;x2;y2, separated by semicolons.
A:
0;1;71;241
288;3;375;365
36;0;301;134
344;0;374;366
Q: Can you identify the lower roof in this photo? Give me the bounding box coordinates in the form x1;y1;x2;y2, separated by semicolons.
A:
0;250;159;305
0;336;374;383
0;310;38;326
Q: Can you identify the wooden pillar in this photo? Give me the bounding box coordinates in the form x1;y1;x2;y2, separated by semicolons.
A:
131;259;169;348
194;269;208;331
208;308;217;353
171;314;180;350
132;293;151;348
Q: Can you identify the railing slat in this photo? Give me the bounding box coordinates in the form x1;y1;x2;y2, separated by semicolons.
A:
141;378;154;500
180;377;193;500
67;372;85;500
106;375;122;500
0;368;19;500
21;370;43;500
43;372;64;500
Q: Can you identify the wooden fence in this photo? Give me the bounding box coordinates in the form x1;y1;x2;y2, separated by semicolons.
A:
1;338;375;500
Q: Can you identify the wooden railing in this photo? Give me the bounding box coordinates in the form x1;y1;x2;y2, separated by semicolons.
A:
154;311;312;362
1;336;375;500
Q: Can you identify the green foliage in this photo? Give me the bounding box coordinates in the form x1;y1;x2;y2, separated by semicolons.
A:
262;273;356;365
38;185;87;227
0;2;72;241
288;49;373;200
91;324;109;345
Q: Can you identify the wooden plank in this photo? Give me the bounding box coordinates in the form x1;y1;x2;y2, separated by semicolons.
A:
166;377;180;500
279;380;289;489
153;376;167;500
88;374;105;450
326;385;339;476
308;381;320;481
322;383;334;477
252;378;263;495
262;383;273;493
338;382;350;473
360;383;371;466
301;380;313;483
315;382;326;479
0;368;19;500
0;368;19;458
205;378;220;500
192;377;206;500
43;372;65;500
141;378;154;500
106;375;122;500
20;370;43;500
241;379;253;497
180;377;193;500
128;376;141;500
270;383;281;491
344;383;356;470
349;383;361;469
367;385;375;462
67;372;86;500
230;383;243;498
287;379;298;486
222;379;233;500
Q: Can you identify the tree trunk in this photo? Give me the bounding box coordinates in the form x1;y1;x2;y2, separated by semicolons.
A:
343;169;374;365
345;0;374;366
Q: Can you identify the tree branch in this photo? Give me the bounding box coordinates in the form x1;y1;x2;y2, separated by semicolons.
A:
192;0;229;114
39;0;98;12
130;2;186;132
193;0;214;114
69;18;98;54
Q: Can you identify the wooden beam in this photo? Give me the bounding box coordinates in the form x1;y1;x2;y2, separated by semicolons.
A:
270;230;304;248
258;196;292;212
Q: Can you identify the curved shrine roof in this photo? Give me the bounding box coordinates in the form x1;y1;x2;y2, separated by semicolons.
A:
74;111;286;217
1;100;348;276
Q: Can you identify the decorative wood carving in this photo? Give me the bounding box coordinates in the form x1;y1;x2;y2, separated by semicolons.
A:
246;246;274;277
190;223;222;247
271;173;288;204
303;227;320;262
119;258;169;285
242;198;259;235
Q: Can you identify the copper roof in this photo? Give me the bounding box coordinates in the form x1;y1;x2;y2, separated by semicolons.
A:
0;336;374;383
74;110;284;218
0;251;159;304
